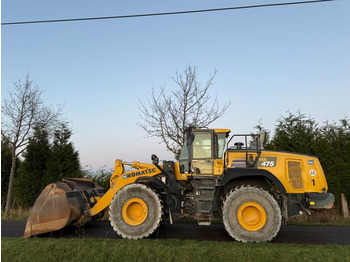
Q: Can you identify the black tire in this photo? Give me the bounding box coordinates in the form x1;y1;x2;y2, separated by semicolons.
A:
109;183;163;239
222;185;281;242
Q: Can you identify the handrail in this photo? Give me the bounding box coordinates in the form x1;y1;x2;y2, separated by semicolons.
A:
225;133;262;168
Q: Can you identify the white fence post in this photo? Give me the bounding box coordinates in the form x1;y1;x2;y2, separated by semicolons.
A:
341;193;349;219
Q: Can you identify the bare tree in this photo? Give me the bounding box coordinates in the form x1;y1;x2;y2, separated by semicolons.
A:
138;65;230;157
1;75;62;217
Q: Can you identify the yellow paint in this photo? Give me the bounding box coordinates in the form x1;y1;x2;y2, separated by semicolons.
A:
237;201;267;231
89;161;162;216
310;201;315;206
110;159;124;187
89;197;100;204
226;150;328;194
174;161;187;180
122;198;148;226
213;128;231;134
214;159;224;175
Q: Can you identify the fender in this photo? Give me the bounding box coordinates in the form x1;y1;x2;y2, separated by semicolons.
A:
220;167;287;195
136;176;167;192
88;166;162;216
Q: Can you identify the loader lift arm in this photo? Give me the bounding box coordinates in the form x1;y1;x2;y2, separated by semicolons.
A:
24;158;163;238
89;159;163;216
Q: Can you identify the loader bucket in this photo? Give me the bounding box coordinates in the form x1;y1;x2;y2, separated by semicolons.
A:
24;178;105;238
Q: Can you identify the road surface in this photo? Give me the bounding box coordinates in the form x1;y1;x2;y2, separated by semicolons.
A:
2;220;349;245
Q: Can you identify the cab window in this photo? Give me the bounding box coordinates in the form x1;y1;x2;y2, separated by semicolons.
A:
193;133;212;159
217;133;226;159
179;140;190;173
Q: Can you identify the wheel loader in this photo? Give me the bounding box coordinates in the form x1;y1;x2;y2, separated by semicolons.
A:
24;127;334;242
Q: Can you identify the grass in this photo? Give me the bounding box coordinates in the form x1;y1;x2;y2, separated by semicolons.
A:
2;238;350;262
288;209;350;226
1;207;29;221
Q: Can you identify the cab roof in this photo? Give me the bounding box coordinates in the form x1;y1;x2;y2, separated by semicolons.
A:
214;128;231;134
192;128;231;134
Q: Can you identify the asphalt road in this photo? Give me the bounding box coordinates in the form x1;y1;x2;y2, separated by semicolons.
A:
2;220;350;245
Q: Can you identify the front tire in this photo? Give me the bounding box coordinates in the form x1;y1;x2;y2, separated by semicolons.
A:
222;185;281;242
109;183;163;239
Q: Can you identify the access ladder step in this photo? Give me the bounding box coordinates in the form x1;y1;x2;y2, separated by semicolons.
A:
198;186;215;190
198;221;211;226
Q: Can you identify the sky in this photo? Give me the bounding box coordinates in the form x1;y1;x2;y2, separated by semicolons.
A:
2;0;349;171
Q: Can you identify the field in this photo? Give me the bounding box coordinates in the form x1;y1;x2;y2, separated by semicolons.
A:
2;238;350;262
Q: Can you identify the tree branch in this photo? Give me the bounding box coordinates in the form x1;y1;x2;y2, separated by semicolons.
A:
138;65;230;156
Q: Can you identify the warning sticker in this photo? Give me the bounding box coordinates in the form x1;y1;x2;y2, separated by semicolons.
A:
309;169;317;176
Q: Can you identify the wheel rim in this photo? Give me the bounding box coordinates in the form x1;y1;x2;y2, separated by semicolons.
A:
122;198;148;226
237;201;267;231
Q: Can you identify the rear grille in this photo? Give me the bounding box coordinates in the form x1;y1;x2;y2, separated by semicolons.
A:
288;161;304;189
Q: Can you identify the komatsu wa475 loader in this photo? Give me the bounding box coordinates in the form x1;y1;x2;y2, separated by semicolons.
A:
24;127;334;242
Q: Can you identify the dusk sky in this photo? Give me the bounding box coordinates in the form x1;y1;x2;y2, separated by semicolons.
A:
2;0;349;171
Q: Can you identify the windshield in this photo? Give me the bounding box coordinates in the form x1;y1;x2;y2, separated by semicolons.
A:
193;132;212;159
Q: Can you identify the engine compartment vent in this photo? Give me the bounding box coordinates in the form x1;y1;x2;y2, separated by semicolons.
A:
287;161;304;189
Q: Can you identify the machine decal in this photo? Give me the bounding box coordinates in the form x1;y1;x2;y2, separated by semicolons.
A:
311;179;316;186
308;160;314;165
309;169;317;176
258;157;277;167
123;168;157;179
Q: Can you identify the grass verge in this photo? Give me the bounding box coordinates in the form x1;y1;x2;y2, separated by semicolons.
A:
288;209;350;226
2;238;350;262
1;207;29;221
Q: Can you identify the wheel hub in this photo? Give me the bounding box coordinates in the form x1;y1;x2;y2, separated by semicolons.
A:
122;198;148;226
237;201;266;231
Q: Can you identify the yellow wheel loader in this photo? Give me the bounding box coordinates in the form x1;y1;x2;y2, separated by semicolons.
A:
24;127;334;242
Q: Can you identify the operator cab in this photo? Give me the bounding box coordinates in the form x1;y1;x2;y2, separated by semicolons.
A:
179;127;230;176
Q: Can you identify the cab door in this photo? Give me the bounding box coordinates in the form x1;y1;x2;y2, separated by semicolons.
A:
191;130;214;175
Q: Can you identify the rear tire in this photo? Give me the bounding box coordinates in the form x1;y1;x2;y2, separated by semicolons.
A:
109;183;163;239
222;185;281;242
